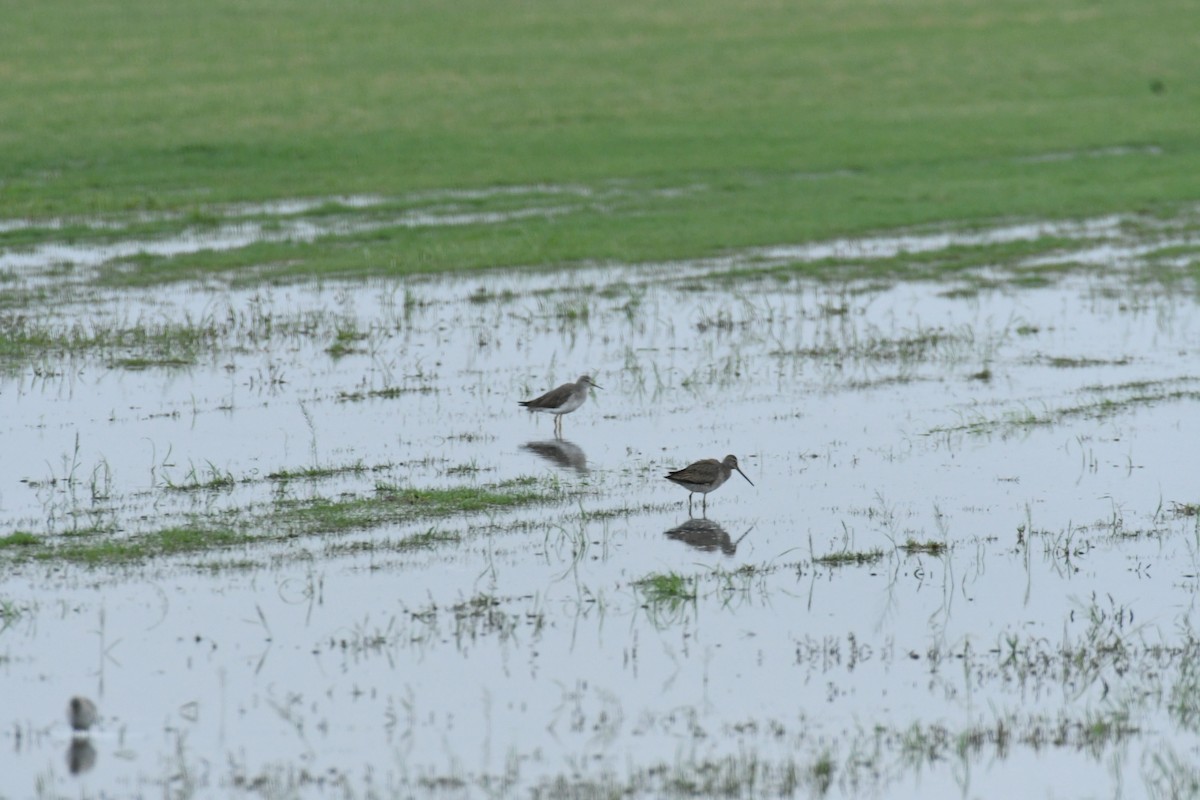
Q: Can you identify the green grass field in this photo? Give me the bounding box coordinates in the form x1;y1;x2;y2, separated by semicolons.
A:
3;0;1198;276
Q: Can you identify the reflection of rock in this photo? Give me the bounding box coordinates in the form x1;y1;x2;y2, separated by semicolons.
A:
521;439;588;475
664;519;752;556
67;738;97;775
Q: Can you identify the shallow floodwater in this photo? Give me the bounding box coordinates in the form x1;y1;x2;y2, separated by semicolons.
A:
3;209;1200;798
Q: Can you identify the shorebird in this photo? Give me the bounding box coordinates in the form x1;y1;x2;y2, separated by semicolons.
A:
518;375;601;436
665;454;753;514
68;696;97;734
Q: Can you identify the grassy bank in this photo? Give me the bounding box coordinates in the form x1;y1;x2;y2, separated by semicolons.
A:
2;0;1198;276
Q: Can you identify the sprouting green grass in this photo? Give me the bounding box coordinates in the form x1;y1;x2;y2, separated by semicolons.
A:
163;462;236;492
813;548;886;567
808;753;835;794
160;459;398;491
337;386;435;402
635;572;697;604
1045;355;1132;368
900;539;948;556
326;527;462;558
1171;502;1200;518
265;461;377;482
0;477;563;566
47;526;251;565
770;325;986;367
929;379;1200;436
553;299;591;324
0;315;218;371
325;325;367;357
197;559;263;572
0;532;40;549
274;478;561;536
400;528;461;551
968;367;994;382
0;598;29;625
111;355;196;370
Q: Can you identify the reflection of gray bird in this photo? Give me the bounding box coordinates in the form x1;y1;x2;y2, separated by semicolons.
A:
518;375;602;437
665;518;753;556
521;439;589;474
68;696;97;733
67;738;97;775
665;454;753;515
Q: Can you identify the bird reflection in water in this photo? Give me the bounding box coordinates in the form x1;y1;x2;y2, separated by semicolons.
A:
521;439;588;475
67;738;97;775
664;518;752;556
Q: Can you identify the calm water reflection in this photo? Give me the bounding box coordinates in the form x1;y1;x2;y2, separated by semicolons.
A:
664;518;752;555
67;738;96;775
521;438;589;474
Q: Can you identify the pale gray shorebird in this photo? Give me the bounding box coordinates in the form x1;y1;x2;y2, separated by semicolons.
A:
665;454;753;514
518;375;601;437
68;696;98;734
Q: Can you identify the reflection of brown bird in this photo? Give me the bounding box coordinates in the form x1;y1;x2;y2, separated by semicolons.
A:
521;439;588;474
665;518;753;556
67;738;97;774
68;696;97;733
518;375;602;437
665;455;753;514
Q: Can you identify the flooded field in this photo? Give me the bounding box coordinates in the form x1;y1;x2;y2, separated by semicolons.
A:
4;202;1200;798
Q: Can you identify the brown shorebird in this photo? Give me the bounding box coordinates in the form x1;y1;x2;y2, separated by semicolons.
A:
665;454;753;514
518;375;601;436
68;696;98;734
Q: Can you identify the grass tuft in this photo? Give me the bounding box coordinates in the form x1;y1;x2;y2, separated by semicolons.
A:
900;539;948;556
814;548;885;567
0;532;41;549
48;527;249;564
635;572;697;605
